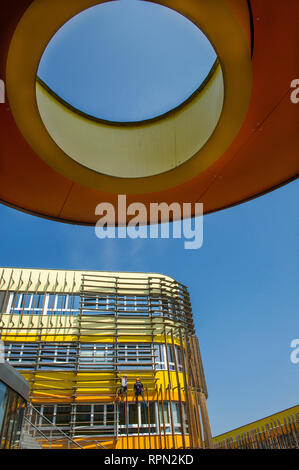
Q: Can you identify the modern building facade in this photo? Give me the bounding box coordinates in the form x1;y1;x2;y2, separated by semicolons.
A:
0;267;213;449
213;405;299;449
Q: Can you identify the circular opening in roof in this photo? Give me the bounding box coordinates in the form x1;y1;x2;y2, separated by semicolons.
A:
36;0;224;178
37;0;218;123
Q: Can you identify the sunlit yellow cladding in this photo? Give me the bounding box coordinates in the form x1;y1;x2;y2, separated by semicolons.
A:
19;370;187;403
0;267;177;294
0;313;186;343
36;62;224;179
213;405;299;449
0;267;213;449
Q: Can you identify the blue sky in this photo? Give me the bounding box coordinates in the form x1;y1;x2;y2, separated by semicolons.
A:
1;181;298;435
38;0;216;121
2;0;298;435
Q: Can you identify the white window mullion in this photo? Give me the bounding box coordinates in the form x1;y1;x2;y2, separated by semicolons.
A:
28;293;33;311
6;293;14;313
91;404;94;426
63;295;69;314
43;294;49;316
163;344;167;369
54;295;58;314
17;294;23;311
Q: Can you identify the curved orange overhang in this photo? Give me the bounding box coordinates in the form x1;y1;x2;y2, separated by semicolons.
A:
0;0;298;225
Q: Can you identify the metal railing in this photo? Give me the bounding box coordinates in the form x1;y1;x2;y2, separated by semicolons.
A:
214;414;299;449
20;403;107;449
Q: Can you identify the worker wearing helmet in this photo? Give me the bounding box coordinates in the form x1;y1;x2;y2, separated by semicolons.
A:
114;374;128;403
134;377;145;404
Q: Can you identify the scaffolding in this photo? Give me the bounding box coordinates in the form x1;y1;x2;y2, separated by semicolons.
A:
214;410;299;449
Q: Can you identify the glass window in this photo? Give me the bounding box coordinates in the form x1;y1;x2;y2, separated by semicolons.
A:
39;343;76;369
118;403;127;427
117;343;153;370
167;344;175;365
129;404;138;425
172;403;181;433
7;292;44;315
71;403;115;436
9;396;26;449
116;401;184;436
154;344;165;370
7;292;81;316
75;405;90;425
55;405;72;425
5;343;38;368
93;404;104;425
106;405;114;426
41;406;54;424
176;346;183;372
159;403;170;434
79;344;114;370
141;402;156;426
46;294;80;316
1;388;17;449
0;381;9;448
153;344;184;372
159;403;169;423
182;403;189;434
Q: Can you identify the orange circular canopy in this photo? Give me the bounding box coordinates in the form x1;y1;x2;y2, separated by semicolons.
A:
0;0;298;225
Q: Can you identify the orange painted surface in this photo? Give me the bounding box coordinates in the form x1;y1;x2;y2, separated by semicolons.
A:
0;0;298;224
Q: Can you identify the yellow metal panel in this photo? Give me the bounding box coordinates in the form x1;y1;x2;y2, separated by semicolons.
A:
115;434;190;450
36;64;224;178
0;267;176;294
213;405;299;443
